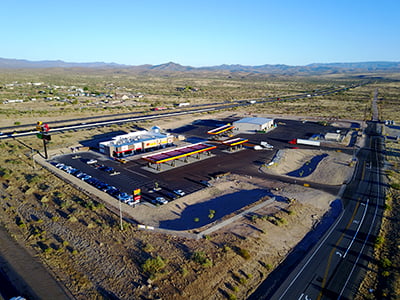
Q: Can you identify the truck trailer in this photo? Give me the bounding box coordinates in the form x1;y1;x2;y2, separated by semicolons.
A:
288;138;320;147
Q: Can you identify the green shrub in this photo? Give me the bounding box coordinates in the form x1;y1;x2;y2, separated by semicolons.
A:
277;217;288;225
142;256;167;278
384;203;392;211
390;182;400;190
0;167;12;179
68;215;78;222
180;266;188;277
381;258;392;268
238;248;251;260
375;236;385;248
143;243;154;252
228;293;237;300
382;270;390;277
191;251;213;267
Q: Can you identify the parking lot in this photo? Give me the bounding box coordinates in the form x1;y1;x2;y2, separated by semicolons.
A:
48;117;355;228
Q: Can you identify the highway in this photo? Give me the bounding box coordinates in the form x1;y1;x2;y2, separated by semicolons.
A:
0;82;369;140
249;121;385;300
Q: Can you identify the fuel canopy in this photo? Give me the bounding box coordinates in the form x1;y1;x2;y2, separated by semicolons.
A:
142;142;216;164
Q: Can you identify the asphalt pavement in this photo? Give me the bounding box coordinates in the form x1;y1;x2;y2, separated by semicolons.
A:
249;121;385;300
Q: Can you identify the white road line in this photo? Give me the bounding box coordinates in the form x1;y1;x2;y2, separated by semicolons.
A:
278;205;346;300
343;198;369;258
338;139;382;299
124;169;149;178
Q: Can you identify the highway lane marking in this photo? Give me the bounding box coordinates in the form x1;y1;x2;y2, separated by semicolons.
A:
278;203;346;300
343;199;369;258
317;199;361;300
337;138;382;299
298;293;312;300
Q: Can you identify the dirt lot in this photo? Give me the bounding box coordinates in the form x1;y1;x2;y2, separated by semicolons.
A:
263;148;355;185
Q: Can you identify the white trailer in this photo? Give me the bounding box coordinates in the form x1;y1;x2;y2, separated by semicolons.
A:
296;139;320;146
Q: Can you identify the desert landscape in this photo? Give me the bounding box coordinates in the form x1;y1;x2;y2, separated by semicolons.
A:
0;69;399;300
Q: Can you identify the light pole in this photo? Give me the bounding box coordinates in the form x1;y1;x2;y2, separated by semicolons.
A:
119;200;123;230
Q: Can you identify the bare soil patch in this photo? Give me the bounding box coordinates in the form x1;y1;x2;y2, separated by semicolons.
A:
264;148;354;185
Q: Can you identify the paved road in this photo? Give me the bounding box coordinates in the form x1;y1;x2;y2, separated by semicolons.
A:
250;121;385;300
0;226;71;300
371;88;379;122
0;83;369;140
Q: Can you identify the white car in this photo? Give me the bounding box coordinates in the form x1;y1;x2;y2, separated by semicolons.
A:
156;197;168;205
173;189;185;197
86;159;98;164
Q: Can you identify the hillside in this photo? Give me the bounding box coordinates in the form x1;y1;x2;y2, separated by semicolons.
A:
1;57;400;75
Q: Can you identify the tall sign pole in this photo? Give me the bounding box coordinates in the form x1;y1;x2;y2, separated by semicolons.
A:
36;121;51;159
43;139;48;159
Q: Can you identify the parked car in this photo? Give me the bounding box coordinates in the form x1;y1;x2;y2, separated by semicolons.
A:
75;172;85;178
165;192;178;200
106;186;119;197
104;166;115;173
126;200;137;206
200;180;212;187
151;199;160;205
86;159;98;165
81;174;92;181
118;192;133;203
156;197;168;205
66;167;78;174
96;181;108;190
87;178;99;186
173;189;185;197
115;158;128;164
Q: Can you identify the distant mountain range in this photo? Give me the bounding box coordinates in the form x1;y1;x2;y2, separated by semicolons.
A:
0;57;399;74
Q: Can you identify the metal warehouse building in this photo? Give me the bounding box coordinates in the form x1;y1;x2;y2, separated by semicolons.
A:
99;126;174;158
232;117;274;133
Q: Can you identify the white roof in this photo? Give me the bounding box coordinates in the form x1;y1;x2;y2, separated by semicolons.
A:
233;117;274;125
99;130;170;147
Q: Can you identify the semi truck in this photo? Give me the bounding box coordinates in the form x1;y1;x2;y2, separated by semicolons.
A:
288;138;320;147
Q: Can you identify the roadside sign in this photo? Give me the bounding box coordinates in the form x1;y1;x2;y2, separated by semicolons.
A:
134;188;141;196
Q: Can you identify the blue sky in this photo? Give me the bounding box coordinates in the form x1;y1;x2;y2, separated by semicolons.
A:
1;0;399;66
